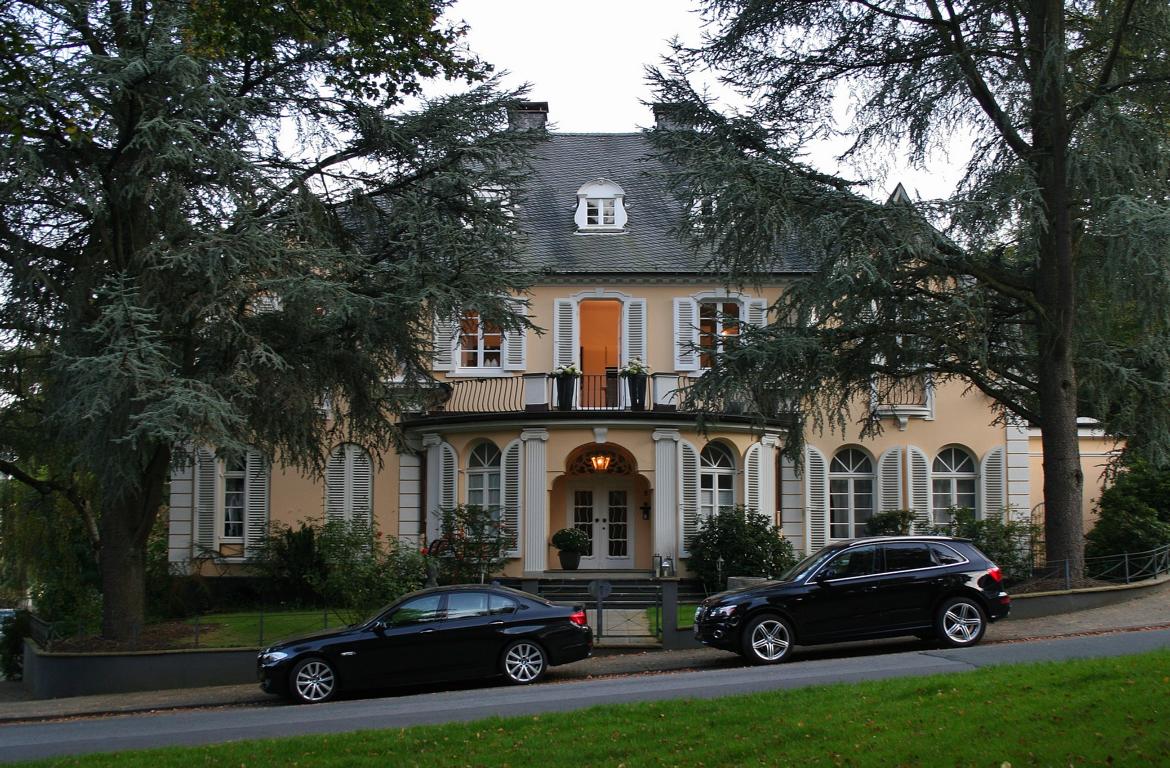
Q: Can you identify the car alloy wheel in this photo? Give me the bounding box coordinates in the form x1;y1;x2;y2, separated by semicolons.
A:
742;614;793;665
502;640;547;684
291;657;337;704
937;597;987;647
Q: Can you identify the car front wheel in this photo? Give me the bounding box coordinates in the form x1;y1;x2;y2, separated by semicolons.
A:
501;640;547;684
741;614;793;665
936;597;987;648
290;657;338;704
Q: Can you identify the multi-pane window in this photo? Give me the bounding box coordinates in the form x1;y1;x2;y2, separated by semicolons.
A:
223;455;246;539
932;447;977;523
700;443;736;521
467;442;502;511
698;301;740;368
585;198;615;226
829;448;874;539
459;310;503;368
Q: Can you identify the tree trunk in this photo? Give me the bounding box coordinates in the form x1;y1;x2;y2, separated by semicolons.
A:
1030;0;1084;578
99;444;171;641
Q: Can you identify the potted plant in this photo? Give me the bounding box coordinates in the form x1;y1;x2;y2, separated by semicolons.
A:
619;358;651;410
551;527;590;570
552;364;581;411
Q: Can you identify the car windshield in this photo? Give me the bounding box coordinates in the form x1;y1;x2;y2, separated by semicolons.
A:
778;545;843;582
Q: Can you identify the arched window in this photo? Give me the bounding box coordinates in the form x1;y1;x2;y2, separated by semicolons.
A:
699;443;736;521
932;447;977;523
829;448;874;539
467;442;502;512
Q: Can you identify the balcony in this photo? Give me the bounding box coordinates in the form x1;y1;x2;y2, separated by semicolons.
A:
403;372;791;425
870;375;934;429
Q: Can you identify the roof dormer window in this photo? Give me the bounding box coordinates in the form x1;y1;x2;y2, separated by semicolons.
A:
575;179;627;233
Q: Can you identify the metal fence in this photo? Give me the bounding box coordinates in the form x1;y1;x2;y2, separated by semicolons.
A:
1012;543;1170;593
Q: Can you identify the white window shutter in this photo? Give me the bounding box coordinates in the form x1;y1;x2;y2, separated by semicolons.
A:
324;445;348;520
439;443;458;510
244;450;270;555
501;440;522;557
877;447;904;512
747;298;768;328
552;299;578;368
907;446;931;532
744;443;762;514
679;439;700;557
980;446;1006;520
350;447;373;528
673;297;699;371
433;315;457;372
503;301;527;371
194;448;217;551
622;298;648;365
805;446;829;551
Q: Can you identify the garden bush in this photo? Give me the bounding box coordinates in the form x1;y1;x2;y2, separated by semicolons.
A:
687;506;797;592
428;505;508;585
865;510;916;536
248;520;328;606
0;610;31;680
309;518;426;623
1085;461;1170;560
930;508;1038;583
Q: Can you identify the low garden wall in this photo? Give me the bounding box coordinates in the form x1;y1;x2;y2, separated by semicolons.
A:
22;639;257;699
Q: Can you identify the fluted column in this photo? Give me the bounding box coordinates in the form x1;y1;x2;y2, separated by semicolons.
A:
521;429;549;573
653;429;680;558
422;433;442;543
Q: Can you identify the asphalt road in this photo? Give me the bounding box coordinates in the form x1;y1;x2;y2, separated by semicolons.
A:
2;629;1169;763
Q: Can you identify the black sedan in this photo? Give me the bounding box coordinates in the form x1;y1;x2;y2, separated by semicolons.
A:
258;585;593;704
694;536;1011;664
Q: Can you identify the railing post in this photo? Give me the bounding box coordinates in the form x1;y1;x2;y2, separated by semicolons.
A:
259;609;265;646
1064;559;1070;590
1124;552;1130;584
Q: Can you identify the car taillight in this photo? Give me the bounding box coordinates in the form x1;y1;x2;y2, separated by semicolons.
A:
986;566;1003;584
569;610;588;627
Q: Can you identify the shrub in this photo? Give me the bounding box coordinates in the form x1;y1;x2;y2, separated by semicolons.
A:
311;517;426;623
687;506;798;592
551;527;591;554
429;505;508;584
931;508;1038;583
248;520;328;606
1086;461;1170;560
865;510;916;536
0;610;30;680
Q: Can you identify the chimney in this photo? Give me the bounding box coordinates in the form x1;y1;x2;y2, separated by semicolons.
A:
652;102;690;130
507;101;549;130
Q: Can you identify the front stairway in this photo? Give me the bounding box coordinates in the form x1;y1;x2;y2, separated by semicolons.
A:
530;574;709;607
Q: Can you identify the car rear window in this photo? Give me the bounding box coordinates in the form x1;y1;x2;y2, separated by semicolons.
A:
929;543;967;565
446;592;491;619
883;542;935;571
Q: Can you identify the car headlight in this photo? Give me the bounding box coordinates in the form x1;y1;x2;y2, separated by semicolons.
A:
707;605;738;619
258;650;291;665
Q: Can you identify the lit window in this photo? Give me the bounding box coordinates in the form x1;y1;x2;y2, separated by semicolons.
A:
932;447;977;523
698;301;741;368
829;449;873;539
223;455;246;539
459;311;503;369
467;442;502;511
700;443;736;521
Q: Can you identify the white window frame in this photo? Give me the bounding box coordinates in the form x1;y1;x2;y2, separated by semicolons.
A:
585;198;615;226
697;299;743;370
457;310;505;371
829;448;875;540
574;179;628;232
699;442;736;522
931;446;977;524
222;454;247;541
466;442;503;514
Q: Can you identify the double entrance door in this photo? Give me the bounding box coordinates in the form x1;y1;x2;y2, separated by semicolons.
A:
566;479;635;569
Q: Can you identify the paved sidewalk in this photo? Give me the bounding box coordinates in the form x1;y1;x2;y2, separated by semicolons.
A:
2;577;1167;724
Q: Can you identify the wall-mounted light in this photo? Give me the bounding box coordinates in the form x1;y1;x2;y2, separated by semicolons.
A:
640;503;651;521
589;453;612;472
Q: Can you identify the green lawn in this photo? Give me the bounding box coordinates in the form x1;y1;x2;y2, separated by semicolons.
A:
21;648;1170;767
645;602;698;633
187;610;350;648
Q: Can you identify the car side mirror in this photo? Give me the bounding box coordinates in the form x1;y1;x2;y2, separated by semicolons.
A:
372;619;388;634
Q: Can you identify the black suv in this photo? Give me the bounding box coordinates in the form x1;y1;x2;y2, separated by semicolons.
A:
694;536;1011;664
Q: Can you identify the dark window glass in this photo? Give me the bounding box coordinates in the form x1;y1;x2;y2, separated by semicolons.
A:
488;594;519;615
389;594;442;626
820;545;878;579
930;543;966;566
883;543;935;572
445;592;491;619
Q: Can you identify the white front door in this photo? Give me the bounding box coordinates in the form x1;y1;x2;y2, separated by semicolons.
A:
567;481;635;569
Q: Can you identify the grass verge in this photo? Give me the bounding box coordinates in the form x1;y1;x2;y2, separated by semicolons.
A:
19;648;1170;767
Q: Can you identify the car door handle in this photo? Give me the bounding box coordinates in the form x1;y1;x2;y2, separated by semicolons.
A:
490;621;505;626
340;651;356;657
420;628;435;634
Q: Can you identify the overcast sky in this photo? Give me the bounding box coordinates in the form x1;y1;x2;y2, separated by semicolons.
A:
444;0;967;201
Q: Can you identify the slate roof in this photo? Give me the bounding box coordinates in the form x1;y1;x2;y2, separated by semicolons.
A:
516;133;812;276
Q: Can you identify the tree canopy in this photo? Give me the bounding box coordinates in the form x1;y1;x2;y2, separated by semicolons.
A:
0;0;540;638
648;0;1170;574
